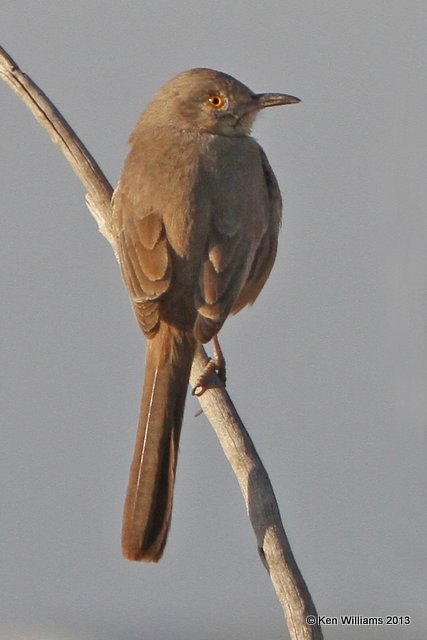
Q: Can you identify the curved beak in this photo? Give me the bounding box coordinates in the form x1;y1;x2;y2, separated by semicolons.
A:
255;92;301;108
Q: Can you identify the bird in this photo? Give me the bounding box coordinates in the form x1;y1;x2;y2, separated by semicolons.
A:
112;68;299;562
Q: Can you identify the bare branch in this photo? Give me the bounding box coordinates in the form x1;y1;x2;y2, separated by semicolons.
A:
0;45;323;640
0;45;116;255
190;348;322;639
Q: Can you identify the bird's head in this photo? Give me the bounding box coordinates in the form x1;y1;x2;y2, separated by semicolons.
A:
139;68;300;137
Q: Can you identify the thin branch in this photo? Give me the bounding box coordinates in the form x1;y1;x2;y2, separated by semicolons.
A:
190;349;322;639
0;45;116;255
0;45;323;640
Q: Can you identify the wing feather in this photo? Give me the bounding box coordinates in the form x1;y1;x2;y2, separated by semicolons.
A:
194;144;281;340
117;213;172;334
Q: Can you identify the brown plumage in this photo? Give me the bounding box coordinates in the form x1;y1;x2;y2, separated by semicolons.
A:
112;68;299;561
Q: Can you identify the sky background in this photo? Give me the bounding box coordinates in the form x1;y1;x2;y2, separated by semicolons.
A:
1;2;426;639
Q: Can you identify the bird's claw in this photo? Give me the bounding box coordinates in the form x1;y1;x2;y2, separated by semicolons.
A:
192;336;226;396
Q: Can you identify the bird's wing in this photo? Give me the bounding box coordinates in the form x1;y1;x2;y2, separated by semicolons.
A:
118;213;171;335
231;147;282;313
113;167;172;336
194;142;280;343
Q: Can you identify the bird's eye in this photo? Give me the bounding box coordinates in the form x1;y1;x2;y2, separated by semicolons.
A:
208;95;225;109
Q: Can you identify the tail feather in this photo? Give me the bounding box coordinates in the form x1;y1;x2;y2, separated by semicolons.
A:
122;324;195;561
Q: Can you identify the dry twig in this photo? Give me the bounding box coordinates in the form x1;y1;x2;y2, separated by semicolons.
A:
0;45;323;640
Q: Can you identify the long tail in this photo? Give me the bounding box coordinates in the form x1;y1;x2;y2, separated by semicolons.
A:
122;324;195;562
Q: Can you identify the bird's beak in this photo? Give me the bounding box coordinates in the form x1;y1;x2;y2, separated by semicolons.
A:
255;92;301;108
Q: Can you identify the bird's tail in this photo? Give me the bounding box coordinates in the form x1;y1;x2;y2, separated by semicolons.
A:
121;323;195;561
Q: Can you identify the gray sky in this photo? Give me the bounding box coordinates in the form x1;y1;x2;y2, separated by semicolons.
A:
1;2;426;639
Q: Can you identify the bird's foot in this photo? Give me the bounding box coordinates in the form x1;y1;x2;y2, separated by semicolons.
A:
192;336;226;396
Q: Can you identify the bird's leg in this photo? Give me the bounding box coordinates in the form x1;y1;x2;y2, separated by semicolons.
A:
192;335;226;396
211;335;226;385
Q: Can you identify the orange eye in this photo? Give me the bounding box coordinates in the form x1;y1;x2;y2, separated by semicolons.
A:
208;95;225;109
